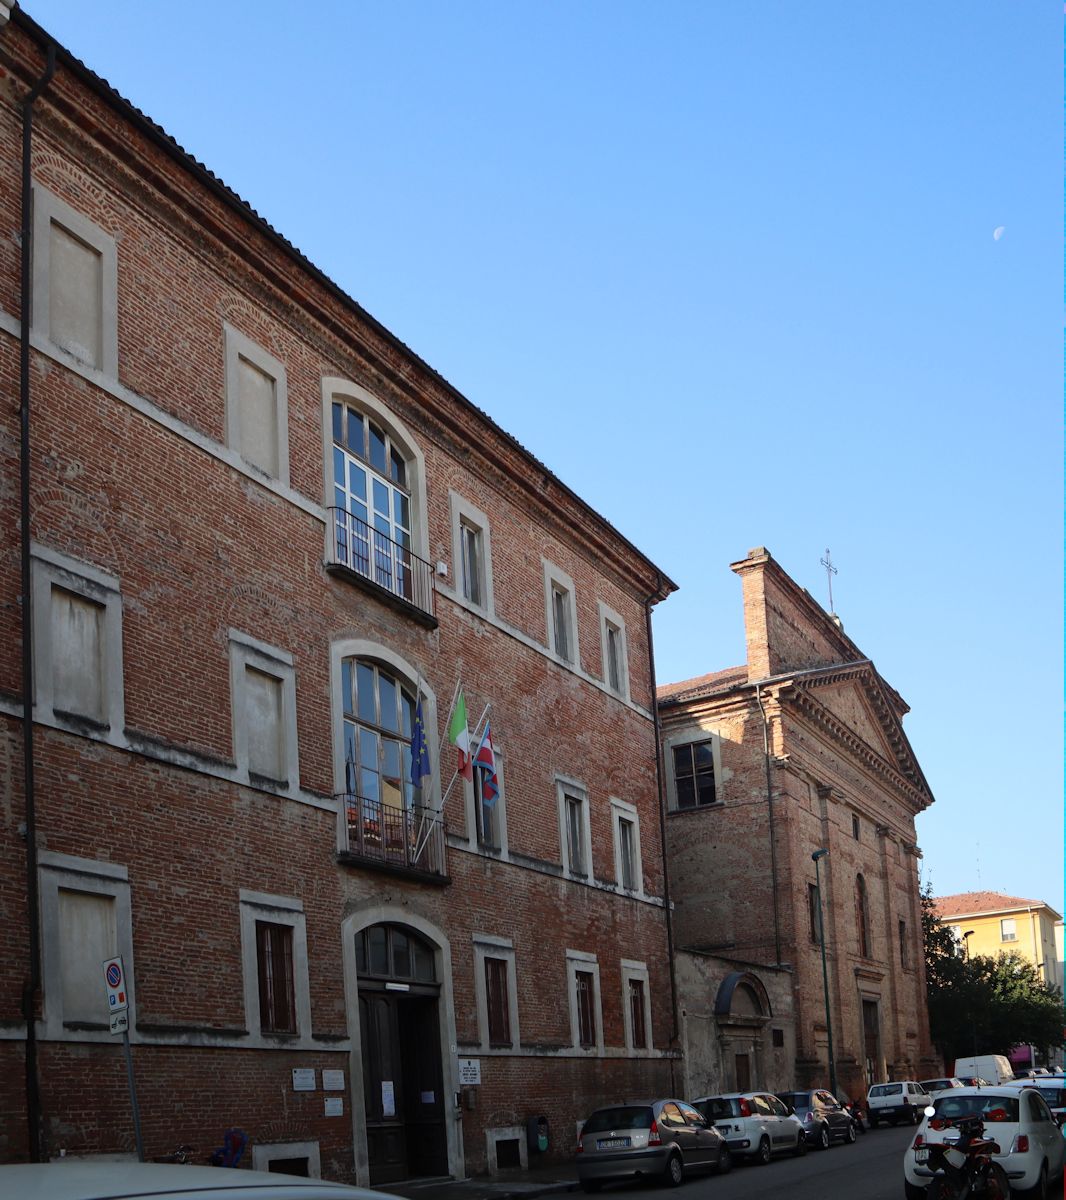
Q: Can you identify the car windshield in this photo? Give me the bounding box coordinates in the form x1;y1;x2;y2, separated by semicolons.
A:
870;1084;902;1096
933;1095;1020;1122
582;1106;654;1134
776;1092;810;1111
1028;1087;1066;1108
694;1097;740;1120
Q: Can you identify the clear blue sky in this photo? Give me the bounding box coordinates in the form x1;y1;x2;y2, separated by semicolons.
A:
31;2;1062;913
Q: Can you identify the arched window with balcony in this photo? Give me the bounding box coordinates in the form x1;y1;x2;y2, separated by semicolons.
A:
323;380;434;621
339;656;444;877
856;873;871;958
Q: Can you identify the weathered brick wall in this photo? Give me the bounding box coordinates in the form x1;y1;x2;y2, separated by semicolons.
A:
0;19;677;1178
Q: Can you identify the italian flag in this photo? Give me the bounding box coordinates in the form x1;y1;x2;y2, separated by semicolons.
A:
448;689;473;781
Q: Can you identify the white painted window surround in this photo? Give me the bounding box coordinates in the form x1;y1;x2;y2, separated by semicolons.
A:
228;630;299;790
251;1141;321;1178
556;776;591;881
472;933;520;1050
238;890;311;1044
542;560;579;667
449;491;494;616
565;948;603;1054
31;183;118;378
30;544;125;742
223;323;289;484
597;602;630;699
610;797;644;897
620;958;653;1054
38;852;132;1040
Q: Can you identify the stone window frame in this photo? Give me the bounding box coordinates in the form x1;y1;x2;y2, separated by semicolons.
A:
620;958;652;1054
485;1127;528;1174
464;744;509;857
251;1141;321;1179
662;728;724;812
228;630;300;791
542;561;579;667
238;890;312;1046
38;851;133;1040
610;797;643;897
449;491;494;617
223;323;290;485
566;948;603;1054
597;602;630;700
31;183;118;378
30;543;125;744
556;775;592;881
472;933;520;1051
1000;917;1017;942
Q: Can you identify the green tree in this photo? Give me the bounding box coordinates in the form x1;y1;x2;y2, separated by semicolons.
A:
921;880;1065;1067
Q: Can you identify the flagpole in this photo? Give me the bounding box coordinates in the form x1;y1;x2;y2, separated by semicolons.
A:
438;677;462;745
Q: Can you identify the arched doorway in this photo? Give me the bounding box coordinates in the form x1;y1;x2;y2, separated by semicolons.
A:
715;971;773;1091
356;923;448;1183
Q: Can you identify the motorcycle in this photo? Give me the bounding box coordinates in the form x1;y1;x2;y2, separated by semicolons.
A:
914;1106;1011;1198
841;1101;867;1135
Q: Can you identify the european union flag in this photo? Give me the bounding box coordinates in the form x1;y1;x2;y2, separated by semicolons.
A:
410;698;431;788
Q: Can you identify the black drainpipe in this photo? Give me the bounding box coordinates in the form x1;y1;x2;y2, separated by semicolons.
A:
754;682;783;966
19;36;56;1164
645;574;680;1091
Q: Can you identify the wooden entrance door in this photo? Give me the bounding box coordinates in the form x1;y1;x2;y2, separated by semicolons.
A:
360;990;446;1183
735;1053;751;1092
862;999;880;1085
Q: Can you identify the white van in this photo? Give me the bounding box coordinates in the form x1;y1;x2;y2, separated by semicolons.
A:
953;1055;1014;1084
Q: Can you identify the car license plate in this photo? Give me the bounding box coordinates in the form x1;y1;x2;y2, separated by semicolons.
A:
914;1147;930;1163
597;1138;631;1149
716;1124;732;1134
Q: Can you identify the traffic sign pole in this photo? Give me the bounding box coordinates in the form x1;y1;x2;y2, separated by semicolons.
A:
102;956;143;1162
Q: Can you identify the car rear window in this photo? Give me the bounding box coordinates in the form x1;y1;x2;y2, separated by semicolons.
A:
582;1106;653;1134
933;1095;1020;1122
870;1084;902;1096
922;1080;951;1092
777;1092;810;1111
694;1097;740;1120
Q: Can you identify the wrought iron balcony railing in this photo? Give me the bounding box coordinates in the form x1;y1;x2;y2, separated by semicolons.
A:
327;507;435;619
337;791;447;880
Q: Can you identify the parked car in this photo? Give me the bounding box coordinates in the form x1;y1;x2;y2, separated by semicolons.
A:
866;1080;929;1126
1000;1075;1066;1123
575;1098;730;1191
957;1076;994;1088
902;1084;1065;1200
0;1162;393;1199
776;1088;857;1149
920;1077;967;1098
691;1091;808;1163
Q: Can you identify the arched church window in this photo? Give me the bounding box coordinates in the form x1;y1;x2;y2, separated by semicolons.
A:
856;874;871;958
356;923;437;983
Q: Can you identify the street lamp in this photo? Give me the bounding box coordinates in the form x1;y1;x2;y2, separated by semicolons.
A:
812;849;837;1097
961;930;978;1063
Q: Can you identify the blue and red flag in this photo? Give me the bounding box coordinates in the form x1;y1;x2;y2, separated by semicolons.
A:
473;723;499;807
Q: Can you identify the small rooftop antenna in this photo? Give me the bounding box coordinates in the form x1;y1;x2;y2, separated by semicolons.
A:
820;548;838;613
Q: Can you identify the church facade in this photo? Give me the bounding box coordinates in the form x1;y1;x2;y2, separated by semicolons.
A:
659;548;938;1101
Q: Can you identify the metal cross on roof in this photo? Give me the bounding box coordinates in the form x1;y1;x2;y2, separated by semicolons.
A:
820;548;838;613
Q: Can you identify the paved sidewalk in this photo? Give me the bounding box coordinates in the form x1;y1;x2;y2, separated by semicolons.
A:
381;1163;579;1200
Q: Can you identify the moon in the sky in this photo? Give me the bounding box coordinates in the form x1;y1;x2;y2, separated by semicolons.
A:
993;226;1006;241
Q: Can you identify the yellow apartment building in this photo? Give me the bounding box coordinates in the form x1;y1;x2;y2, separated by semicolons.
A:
936;891;1062;989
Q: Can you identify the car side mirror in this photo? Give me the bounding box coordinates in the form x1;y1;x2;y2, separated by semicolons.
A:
787;1105;795;1116
1055;1113;1066;1128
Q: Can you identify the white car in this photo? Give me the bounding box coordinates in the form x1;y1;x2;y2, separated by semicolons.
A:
867;1080;930;1126
691;1091;808;1164
0;1162;392;1200
920;1077;967;1099
902;1085;1065;1200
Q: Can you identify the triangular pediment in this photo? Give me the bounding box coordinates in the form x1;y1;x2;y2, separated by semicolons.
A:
811;677;898;763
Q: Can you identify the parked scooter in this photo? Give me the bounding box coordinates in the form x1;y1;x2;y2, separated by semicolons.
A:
915;1106;1010;1198
842;1100;867;1136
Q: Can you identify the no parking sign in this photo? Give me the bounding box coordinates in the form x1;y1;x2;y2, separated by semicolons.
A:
102;955;127;1014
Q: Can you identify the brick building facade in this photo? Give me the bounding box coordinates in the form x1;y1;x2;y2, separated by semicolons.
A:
658;548;937;1100
0;11;679;1180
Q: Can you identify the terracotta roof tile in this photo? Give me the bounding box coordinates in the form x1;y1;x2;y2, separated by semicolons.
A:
935;891;1053;918
657;666;748;703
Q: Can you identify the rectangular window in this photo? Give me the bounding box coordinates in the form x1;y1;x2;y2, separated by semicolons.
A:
566;793;586;877
474;768;500;850
808;882;821;944
576;970;596;1046
485;957;511;1047
58;887;117;1024
628;977;647;1050
672;740;718;808
51;586;105;722
229;631;299;790
32;184;118;377
1001;918;1017;942
552;586;571;662
256;921;296;1034
245;666;283;780
899;919;909;968
618;819;635;891
605;624;621;691
224;324;289;484
852;813;860;839
460;520;482;607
